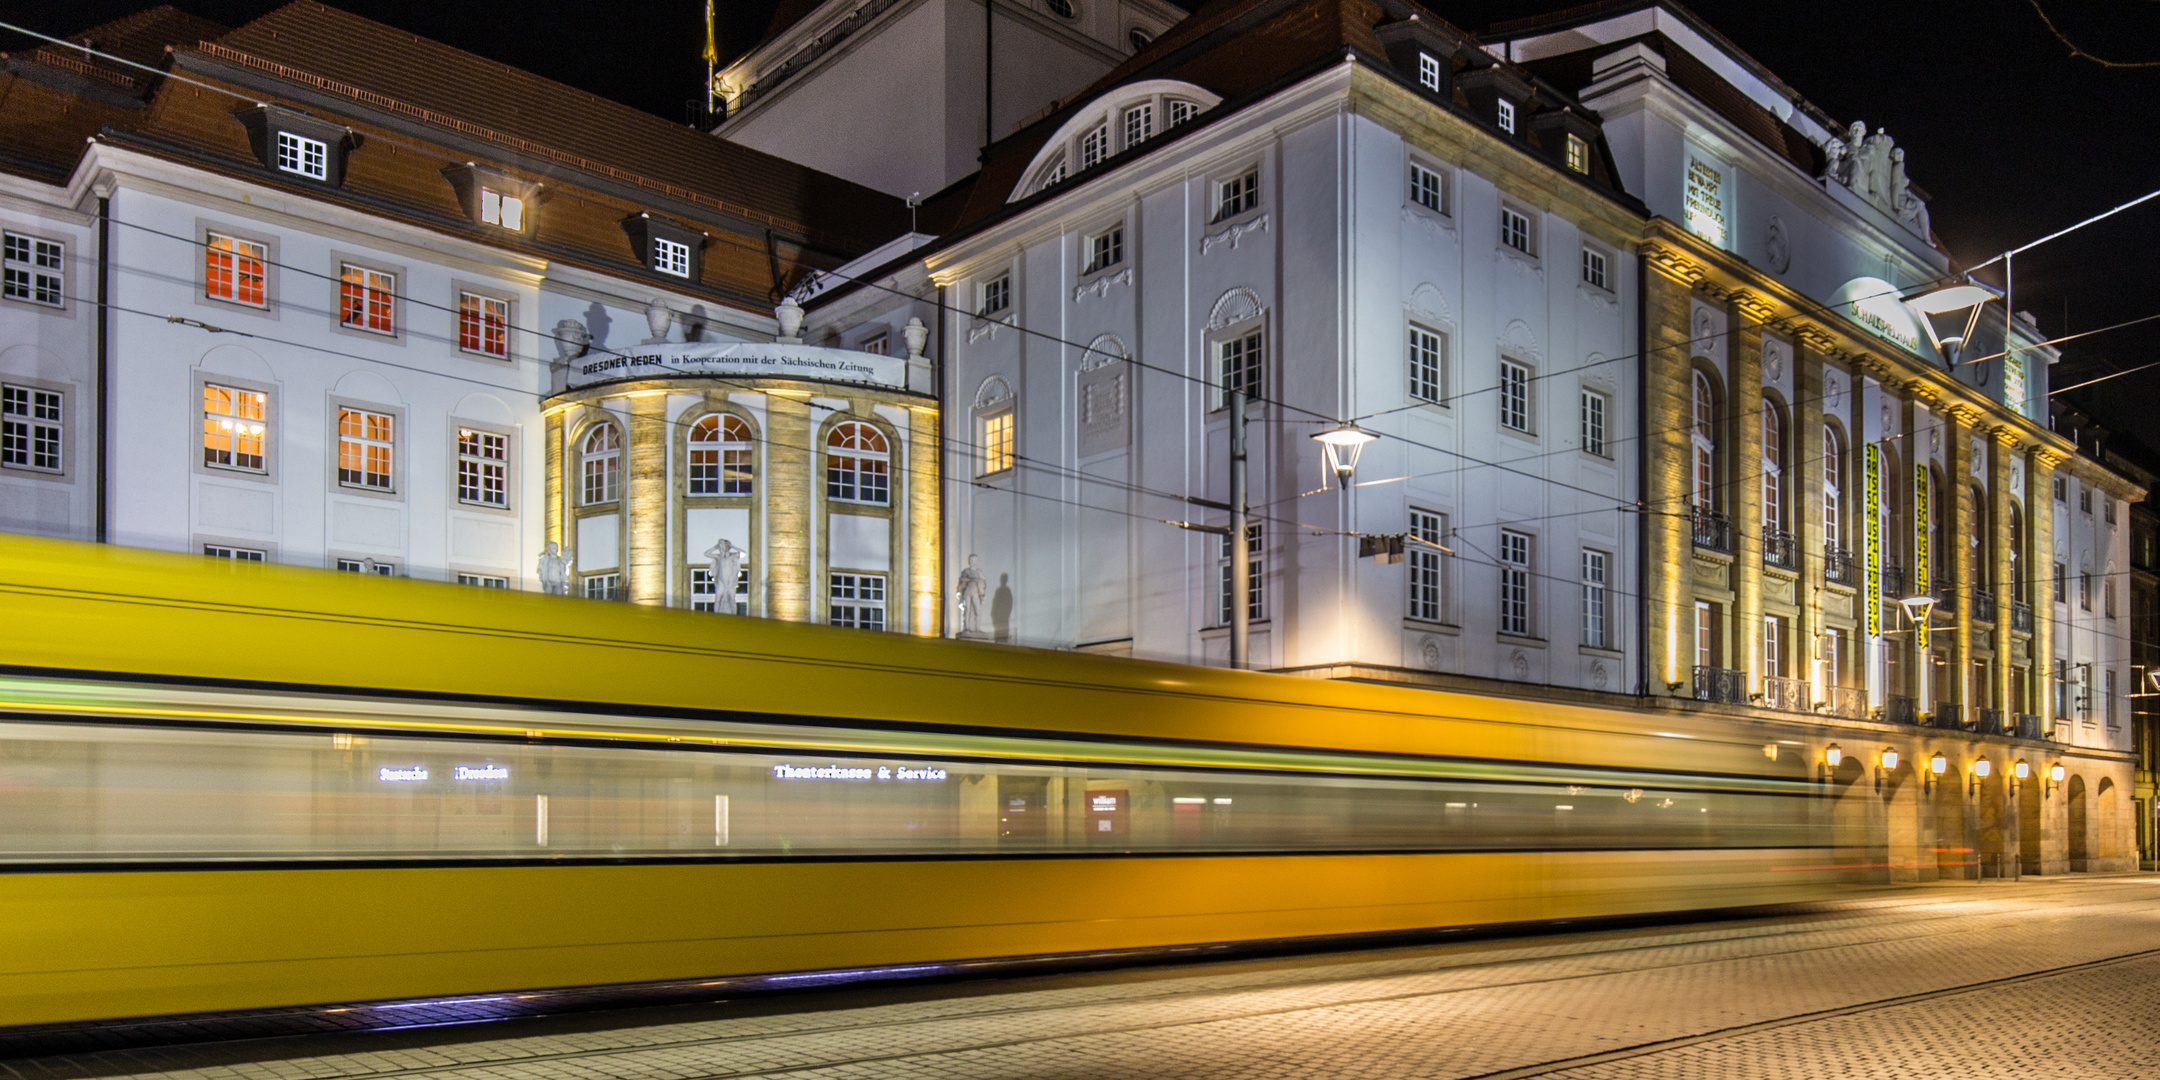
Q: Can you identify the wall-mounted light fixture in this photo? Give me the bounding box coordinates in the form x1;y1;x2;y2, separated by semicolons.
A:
1825;743;1843;768
1875;747;1899;793
1970;756;1991;797
2046;762;2065;798
1925;752;1947;795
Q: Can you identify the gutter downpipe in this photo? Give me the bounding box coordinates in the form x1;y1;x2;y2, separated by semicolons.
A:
936;283;949;638
95;191;111;544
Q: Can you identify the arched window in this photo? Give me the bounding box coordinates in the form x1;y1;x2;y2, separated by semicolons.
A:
826;422;890;505
1971;485;1991;579
1691;371;1716;510
1823;424;1845;551
581;423;621;505
2009;502;2025;600
1761;400;1784;534
689;414;754;496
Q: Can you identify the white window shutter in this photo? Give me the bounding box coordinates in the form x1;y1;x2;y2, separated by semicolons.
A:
501;195;523;231
480;189;501;225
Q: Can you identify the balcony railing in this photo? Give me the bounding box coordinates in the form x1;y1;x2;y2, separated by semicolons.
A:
1761;530;1798;571
2014;713;2045;739
1927;702;1963;730
1978;706;2007;734
1692;507;1732;554
1762;674;1808;713
1881;563;1907;599
1823;547;1858;588
1973;589;1996;624
1824;684;1868;720
1931;577;1955;616
1693;665;1746;705
2010;600;2033;633
1878;694;1918;725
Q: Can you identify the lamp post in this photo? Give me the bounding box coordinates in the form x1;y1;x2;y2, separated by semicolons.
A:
1898;594;1936;712
1900;280;1997;364
1312;422;1377;490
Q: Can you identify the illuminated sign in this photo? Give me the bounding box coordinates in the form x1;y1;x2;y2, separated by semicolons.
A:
1684;157;1728;247
1914;463;1929;650
2003;351;2028;418
567;341;908;391
1865;444;1881;638
378;767;427;782
1086;788;1128;836
454;765;510;780
770;763;948;781
1831;277;1926;357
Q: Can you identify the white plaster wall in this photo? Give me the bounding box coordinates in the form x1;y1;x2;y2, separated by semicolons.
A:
0;178;97;540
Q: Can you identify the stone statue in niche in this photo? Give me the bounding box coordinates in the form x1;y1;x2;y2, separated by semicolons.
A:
536;542;574;595
1765;215;1792;274
703;538;743;613
551;319;591;361
955;554;989;639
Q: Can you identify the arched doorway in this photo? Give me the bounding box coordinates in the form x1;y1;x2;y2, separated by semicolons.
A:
1883;758;1921;883
1934;761;1972;879
2020;771;2044;875
2097;776;2121;871
2068;775;2090;872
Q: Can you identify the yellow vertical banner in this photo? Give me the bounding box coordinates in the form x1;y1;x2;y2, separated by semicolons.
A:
1864;444;1881;638
1914;463;1929;651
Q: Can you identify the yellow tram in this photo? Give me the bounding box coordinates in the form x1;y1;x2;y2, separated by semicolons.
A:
0;534;1830;1025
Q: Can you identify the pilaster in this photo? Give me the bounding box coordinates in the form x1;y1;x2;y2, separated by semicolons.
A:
1794;341;1822;700
1731;306;1764;692
625;394;668;605
2029;446;2062;731
765;394;812;621
1642;259;1697;695
1989;429;2018;720
907;406;942;636
1945;405;1974;722
544;409;564;551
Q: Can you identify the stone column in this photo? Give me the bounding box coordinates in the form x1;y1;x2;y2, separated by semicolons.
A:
765;394;813;621
1643;261;1698;696
1990;430;2018;725
1794;343;1822;703
1731;310;1764;694
624;394;669;605
2029;447;2062;732
1895;386;1921;706
907;405;942;636
1945;406;1975;723
544;409;564;553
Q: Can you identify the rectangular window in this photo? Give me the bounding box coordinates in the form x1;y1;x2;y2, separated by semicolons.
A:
2056;561;2067;604
583;573;622;600
201;383;267;472
203;544;266;561
335;558;395;576
1498;359;1531;433
1080;124;1109;169
692;564;750;614
980;273;1011;315
860;333;890;356
454;292;510;358
980;410;1015;475
1580;389;1607;456
1407;325;1445;404
458;573;509;588
1499;529;1532;636
1;385;62;472
1581;246;1608;290
1217;524;1263;625
1763;614;1784;679
1408;162;1444;213
1218;330;1263;407
479;188;524;230
1084;225;1124;274
1496;98;1517;134
2;233;64;307
1582;549;1608;649
204;233;267;307
1500;207;1532;254
457;427;508;507
1824;629;1846;687
338;264;395;335
2081;569;2093;611
1417;52;1442;92
1214;170;1258;223
274;131;328;180
2080;488;2092;514
2055;475;2068;502
337;407;394;491
1696;600;1717;669
1409;509;1445;622
2107;579;2117;619
2107;669;2117;725
830;572;887;630
2107;498;2118;525
652;236;692;278
1122;103;1154;147
1565;133;1590;173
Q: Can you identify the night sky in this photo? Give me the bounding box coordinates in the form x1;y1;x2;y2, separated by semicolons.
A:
10;0;2158;453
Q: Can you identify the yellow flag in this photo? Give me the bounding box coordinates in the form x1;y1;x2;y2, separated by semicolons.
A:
702;0;719;65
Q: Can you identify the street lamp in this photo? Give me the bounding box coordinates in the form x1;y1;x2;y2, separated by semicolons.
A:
1901;279;1998;363
1311;422;1377;490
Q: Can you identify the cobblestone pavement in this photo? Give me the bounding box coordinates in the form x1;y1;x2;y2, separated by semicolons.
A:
17;877;2160;1080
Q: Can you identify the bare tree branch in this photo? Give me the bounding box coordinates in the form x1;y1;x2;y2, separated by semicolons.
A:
2027;0;2160;68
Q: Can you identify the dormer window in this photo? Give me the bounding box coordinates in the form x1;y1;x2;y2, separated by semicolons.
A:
654;237;691;278
1046;0;1075;17
1123;103;1154;147
1080;125;1109;170
1418;52;1442;92
276;132;327;180
1129;27;1152;51
1565;134;1589;173
620;213;706;280
480;188;524;230
1496;99;1517;134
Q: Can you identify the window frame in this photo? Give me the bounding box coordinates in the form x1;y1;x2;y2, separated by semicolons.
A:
330;400;402;498
201;541;271;561
691;560;751;614
652;236;693;279
1;380;67;476
1;229;67;312
581;572;624;601
1215;327;1265;411
454;285;513;360
824;420;893;506
1498;204;1537;259
1564;133;1590;174
274;130;329;181
1497;357;1533;435
1216;523;1264;626
1408;508;1447;624
1417;51;1443;92
1496;98;1517;134
1582;547;1610;649
829;570;888;630
1823;423;1845;551
331;254;405;342
979;272;1012;317
978;406;1016;477
203;231;269;310
1212;168;1260;225
1691;370;1717;511
332;556;398;576
1082;223;1126;276
1407;323;1447;406
454;420;514;512
1579;386;1609;458
1498;528;1534;638
457;573;511;589
195;374;276;483
1761;399;1785;535
688;411;757;499
579;419;624;506
1579;243;1611;293
1122;102;1155;150
1406;158;1448;217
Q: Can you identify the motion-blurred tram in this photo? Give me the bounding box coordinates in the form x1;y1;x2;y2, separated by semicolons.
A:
0;534;1832;1025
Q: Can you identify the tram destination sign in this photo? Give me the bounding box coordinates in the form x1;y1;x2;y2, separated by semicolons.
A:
567;341;908;391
